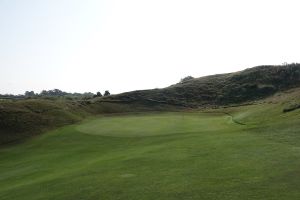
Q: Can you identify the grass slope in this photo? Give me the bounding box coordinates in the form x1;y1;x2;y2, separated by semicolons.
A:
104;64;300;107
0;99;87;145
1;101;300;200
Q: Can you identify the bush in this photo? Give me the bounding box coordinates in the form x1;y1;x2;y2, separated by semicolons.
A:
104;90;110;96
180;76;194;83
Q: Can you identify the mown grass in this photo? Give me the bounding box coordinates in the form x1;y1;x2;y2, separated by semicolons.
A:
0;104;300;200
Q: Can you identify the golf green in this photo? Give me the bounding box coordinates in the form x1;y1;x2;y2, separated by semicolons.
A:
76;113;232;137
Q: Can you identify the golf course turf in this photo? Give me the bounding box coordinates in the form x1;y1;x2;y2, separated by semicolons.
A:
1;105;300;200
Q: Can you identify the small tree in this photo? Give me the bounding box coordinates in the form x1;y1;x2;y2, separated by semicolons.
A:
93;91;102;98
104;90;110;96
180;76;194;83
25;91;35;97
96;92;102;97
40;90;48;96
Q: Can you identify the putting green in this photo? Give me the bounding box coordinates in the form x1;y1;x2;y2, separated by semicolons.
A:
76;112;232;137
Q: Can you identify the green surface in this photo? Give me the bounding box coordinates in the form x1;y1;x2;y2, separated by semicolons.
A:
1;104;300;200
77;113;228;137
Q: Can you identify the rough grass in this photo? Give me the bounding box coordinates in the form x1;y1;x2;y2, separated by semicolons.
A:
1;103;300;200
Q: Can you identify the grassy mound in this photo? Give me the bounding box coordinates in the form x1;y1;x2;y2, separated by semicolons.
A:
0;99;85;145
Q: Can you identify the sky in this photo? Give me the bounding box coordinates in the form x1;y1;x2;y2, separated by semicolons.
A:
1;0;300;95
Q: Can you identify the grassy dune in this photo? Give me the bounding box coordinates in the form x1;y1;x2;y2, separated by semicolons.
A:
1;102;300;200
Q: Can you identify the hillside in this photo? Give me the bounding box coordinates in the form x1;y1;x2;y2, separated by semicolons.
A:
102;64;300;107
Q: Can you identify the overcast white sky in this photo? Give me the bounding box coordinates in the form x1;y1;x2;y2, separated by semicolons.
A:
1;0;300;95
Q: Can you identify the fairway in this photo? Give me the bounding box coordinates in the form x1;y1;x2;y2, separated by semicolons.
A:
1;107;300;200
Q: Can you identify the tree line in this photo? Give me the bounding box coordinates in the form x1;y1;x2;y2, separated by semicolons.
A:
0;89;110;100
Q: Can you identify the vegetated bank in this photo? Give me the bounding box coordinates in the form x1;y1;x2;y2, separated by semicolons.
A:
103;64;300;107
